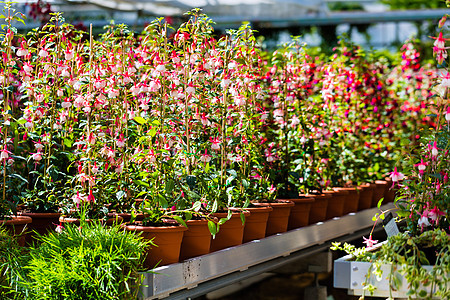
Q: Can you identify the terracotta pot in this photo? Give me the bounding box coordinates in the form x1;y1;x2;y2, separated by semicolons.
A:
372;180;388;207
287;197;315;230
179;218;212;261
254;200;295;236
59;216;123;226
308;193;331;224
334;187;360;215
384;178;396;203
209;209;250;252
357;183;376;211
242;205;273;243
324;189;348;219
125;222;187;269
20;211;61;244
0;215;32;246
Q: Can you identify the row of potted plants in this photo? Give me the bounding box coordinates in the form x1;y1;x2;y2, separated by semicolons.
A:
0;6;436;268
332;10;450;299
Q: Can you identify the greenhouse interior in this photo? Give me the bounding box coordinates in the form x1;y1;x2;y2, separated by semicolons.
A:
1;0;450;299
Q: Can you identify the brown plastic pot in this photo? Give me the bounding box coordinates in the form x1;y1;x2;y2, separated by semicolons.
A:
125;221;188;269
334;187;360;215
20;211;60;244
372;180;388;207
324;189;348;219
209;209;251;252
287;197;315;230
242;205;273;243
357;183;375;211
254;200;295;236
383;178;397;203
308;193;331;224
179;218;212;261
0;215;32;246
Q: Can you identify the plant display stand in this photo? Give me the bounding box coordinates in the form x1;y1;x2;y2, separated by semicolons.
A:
334;256;440;299
139;203;395;300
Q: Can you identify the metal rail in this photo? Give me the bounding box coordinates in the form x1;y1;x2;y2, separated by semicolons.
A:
139;202;395;300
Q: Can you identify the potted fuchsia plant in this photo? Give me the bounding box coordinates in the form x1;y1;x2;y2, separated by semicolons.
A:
0;3;32;244
333;12;450;299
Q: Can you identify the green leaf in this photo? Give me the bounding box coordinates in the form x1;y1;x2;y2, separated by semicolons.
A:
211;200;218;213
240;212;246;225
171;215;187;227
134;179;150;188
165;179;175;194
372;213;379;222
116;190;126;201
418;290;427;297
17;118;26;125
186;175;196;189
226;176;235;186
218;217;228;225
207;220;217;237
157;194;168;208
227;169;237;177
377;198;384;209
192;201;202;212
186;190;201;199
63;138;73;148
134;116;147;124
242;179;249;189
148;128;157;137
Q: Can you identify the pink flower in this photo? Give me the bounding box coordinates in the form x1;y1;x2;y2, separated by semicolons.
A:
210;137;221;150
72;192;85;205
32;152;43;162
0;146;10;161
55;224;64;234
16;41;29;57
433;32;447;50
414;158;427;175
267;184;276;194
427;206;446;224
390;167;404;183
445;106;450;121
116;134;125;148
363;236;378;248
429;141;439;158
200;150;212;163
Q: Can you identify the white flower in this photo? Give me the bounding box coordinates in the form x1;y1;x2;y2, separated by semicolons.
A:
418;216;430;227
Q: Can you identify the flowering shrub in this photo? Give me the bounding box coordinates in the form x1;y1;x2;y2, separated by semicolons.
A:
0;4;438;227
391;13;450;236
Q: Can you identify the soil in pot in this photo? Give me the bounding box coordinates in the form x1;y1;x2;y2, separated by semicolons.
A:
287;197;315;230
0;215;32;246
125;220;188;269
179;218;212;261
59;215;123;226
334;187;360;215
254;200;295;236
308;193;331;224
242;204;273;243
323;189;348;219
210;209;250;252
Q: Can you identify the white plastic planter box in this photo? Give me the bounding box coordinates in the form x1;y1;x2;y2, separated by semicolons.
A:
334;252;439;299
